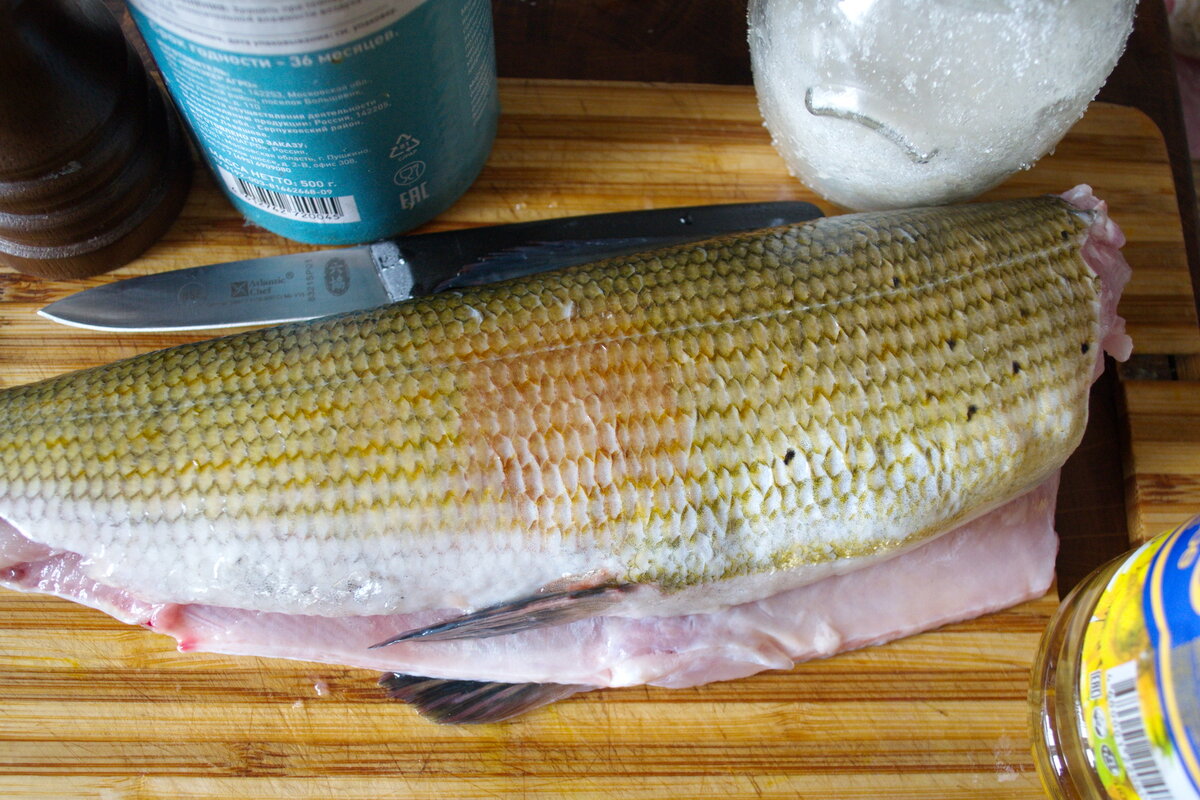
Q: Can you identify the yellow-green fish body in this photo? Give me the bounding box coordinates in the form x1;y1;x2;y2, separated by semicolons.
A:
0;195;1112;622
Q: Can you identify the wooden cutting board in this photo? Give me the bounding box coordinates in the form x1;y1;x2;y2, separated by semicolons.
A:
1;79;1198;799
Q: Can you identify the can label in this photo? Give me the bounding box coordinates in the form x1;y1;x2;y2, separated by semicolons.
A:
128;0;497;244
1079;516;1200;800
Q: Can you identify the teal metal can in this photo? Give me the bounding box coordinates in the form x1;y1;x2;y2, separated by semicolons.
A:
128;0;498;245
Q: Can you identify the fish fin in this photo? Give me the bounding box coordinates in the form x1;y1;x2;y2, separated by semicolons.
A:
369;583;636;648
379;674;590;724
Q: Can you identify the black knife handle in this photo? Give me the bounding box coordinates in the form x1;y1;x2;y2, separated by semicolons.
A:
388;200;824;296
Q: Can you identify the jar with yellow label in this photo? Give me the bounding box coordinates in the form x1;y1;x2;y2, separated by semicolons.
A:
1032;514;1200;800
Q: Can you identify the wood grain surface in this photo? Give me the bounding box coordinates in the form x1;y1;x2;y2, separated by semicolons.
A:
0;79;1197;800
1123;380;1200;541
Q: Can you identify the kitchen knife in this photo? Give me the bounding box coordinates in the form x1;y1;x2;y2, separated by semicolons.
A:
39;201;824;332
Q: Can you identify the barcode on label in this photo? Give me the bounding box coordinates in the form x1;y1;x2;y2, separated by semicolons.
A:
1109;666;1173;800
218;168;360;224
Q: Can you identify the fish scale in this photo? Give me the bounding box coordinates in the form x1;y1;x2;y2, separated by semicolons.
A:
0;196;1099;617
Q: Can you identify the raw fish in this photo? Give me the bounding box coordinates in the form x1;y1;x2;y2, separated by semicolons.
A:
0;186;1131;721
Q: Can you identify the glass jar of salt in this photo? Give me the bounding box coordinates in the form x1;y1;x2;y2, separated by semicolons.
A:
748;0;1136;210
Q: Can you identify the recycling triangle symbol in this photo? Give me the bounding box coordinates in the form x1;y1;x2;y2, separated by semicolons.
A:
389;134;420;160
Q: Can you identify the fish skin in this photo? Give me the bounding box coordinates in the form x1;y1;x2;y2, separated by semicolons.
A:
0;196;1102;619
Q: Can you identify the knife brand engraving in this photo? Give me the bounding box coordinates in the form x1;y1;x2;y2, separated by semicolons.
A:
178;282;207;304
230;274;293;300
325;258;350;296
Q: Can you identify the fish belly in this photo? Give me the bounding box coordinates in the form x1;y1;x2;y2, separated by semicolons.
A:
8;473;1055;689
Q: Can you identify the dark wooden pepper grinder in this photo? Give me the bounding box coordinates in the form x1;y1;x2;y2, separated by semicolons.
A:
0;0;192;279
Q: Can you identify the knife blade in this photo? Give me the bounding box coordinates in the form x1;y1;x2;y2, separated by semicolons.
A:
38;201;824;332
